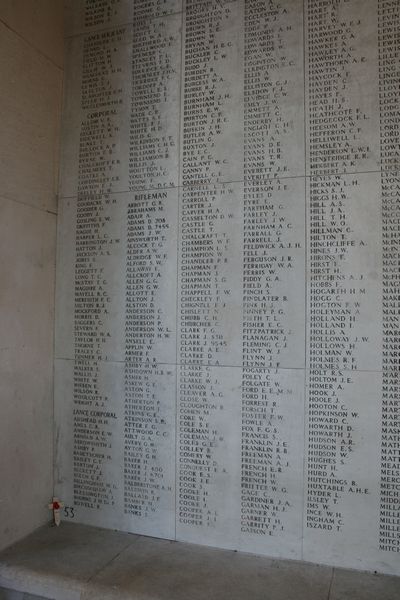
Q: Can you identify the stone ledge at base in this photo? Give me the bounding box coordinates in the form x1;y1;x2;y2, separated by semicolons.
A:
0;523;399;600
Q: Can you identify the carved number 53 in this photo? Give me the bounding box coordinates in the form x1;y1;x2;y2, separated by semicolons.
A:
64;506;75;519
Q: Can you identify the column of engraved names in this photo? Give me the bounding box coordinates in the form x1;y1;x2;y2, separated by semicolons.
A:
378;0;400;554
241;0;305;549
133;0;182;22
73;28;127;511
124;5;181;534
178;0;242;541
129;8;181;191
306;0;379;536
124;191;176;530
82;0;126;29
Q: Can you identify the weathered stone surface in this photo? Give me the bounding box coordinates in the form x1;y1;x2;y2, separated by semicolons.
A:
0;198;56;552
1;523;398;600
0;524;136;600
0;23;62;212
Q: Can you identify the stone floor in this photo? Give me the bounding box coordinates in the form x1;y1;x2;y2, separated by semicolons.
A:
0;523;399;600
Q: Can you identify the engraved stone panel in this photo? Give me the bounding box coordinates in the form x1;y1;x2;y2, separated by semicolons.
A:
65;0;182;37
239;367;305;561
122;362;176;538
178;182;244;369
55;358;177;538
130;13;182;191
65;0;133;36
176;364;242;550
180;0;244;187
59;26;133;199
55;0;400;576
243;176;306;371
303;370;383;572
55;358;126;531
305;0;380;177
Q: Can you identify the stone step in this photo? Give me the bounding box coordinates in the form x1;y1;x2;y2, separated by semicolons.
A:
0;523;398;600
0;588;46;600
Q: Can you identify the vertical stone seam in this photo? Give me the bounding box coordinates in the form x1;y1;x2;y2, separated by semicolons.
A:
175;2;186;541
301;0;308;562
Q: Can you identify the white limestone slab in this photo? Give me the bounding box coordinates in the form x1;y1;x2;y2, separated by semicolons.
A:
243;176;306;370
132;0;183;23
178;181;244;368
61;15;182;199
55;358;126;531
59;27;133;199
65;0;183;37
122;363;177;539
381;170;400;372
180;0;244;186
306;172;383;373
55;358;176;539
238;367;305;561
125;188;178;365
243;0;305;180
65;0;133;37
55;188;178;362
54;0;400;577
303;369;400;575
176;365;305;559
176;364;242;550
129;13;182;191
305;0;380;177
55;193;127;363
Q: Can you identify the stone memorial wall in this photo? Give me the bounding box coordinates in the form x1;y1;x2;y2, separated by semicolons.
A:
55;0;400;575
